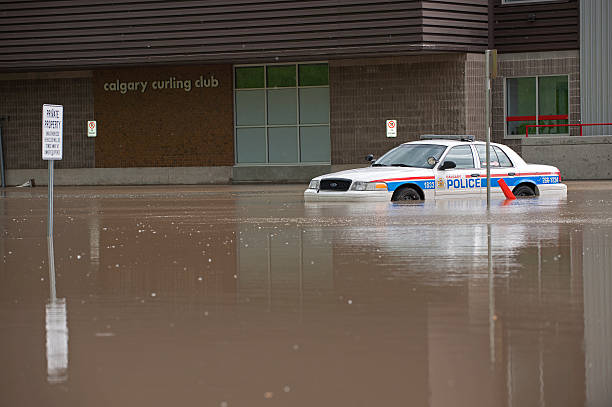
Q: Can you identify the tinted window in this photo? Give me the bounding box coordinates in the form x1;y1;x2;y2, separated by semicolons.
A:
494;147;513;167
475;145;514;168
475;145;499;167
506;75;568;135
443;145;475;169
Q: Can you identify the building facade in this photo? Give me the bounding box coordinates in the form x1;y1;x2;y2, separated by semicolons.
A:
0;0;610;185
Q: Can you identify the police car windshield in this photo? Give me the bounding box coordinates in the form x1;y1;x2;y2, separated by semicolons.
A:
373;144;446;169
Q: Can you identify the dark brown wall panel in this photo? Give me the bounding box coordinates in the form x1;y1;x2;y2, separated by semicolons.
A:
0;75;94;169
92;65;233;167
492;0;579;53
0;0;488;71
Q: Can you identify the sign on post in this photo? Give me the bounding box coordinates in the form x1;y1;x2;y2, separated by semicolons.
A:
386;120;397;138
42;104;63;160
87;120;97;138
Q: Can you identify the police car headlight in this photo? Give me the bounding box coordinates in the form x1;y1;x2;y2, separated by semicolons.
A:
352;181;367;191
308;180;320;190
351;181;387;191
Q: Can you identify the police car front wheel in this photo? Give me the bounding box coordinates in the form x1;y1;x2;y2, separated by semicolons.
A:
392;187;421;201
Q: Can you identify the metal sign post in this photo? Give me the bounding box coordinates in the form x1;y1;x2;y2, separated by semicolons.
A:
485;50;497;210
42;104;63;298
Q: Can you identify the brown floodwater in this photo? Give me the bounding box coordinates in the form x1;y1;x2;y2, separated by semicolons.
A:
0;182;610;407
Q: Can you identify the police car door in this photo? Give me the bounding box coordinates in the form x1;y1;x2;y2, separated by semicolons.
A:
474;144;516;195
435;145;483;197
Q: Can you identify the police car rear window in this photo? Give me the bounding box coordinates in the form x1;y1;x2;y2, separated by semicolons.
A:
475;145;513;168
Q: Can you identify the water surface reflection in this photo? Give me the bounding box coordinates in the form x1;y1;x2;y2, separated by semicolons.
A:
0;185;609;406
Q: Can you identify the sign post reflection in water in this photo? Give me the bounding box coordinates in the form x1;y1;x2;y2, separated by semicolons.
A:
488;223;496;366
45;242;68;383
45;234;68;383
46;299;68;383
45;221;68;383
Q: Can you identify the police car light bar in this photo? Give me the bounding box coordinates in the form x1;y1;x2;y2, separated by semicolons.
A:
420;134;475;142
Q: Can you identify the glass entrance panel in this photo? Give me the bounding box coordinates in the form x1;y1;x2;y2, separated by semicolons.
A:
300;126;330;162
267;89;297;125
234;63;330;164
236;128;266;163
236;90;265;126
506;77;536;136
538;76;569;134
268;127;298;163
299;88;329;124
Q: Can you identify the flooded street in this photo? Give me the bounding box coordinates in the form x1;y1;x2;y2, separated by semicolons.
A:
1;182;611;407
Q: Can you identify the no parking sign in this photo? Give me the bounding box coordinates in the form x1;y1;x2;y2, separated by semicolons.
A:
87;120;97;138
386;120;397;138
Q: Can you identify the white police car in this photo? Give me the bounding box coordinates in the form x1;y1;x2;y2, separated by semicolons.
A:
304;135;567;201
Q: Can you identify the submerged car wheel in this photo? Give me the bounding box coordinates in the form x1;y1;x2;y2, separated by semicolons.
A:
513;185;536;197
392;187;421;201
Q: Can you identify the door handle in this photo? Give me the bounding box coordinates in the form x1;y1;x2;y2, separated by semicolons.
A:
508;172;516;176
470;174;480;178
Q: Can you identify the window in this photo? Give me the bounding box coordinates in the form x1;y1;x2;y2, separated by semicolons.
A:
234;63;330;164
374;144;447;168
475;145;514;168
506;75;569;137
442;146;475;169
495;147;513;167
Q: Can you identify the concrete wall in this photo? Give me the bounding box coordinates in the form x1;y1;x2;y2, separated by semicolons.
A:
231;165;330;184
522;136;612;180
5;165;331;186
5;166;232;186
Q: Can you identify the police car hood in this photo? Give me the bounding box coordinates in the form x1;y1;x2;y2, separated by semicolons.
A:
314;166;429;182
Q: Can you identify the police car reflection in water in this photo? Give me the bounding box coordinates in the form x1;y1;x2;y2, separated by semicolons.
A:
305;135;567;202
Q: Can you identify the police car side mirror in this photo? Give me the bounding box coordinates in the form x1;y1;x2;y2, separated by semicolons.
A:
439;161;456;170
366;154;375;162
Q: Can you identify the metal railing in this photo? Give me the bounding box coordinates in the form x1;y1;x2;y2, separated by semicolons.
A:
525;123;612;137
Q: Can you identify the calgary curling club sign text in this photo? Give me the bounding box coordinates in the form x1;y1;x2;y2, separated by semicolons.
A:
103;75;219;95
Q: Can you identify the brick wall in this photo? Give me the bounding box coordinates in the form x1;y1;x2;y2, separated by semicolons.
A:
93;65;234;168
0;73;94;169
492;50;581;154
329;54;484;165
465;53;486;142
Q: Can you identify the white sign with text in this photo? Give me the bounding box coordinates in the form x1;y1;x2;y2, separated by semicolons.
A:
87;120;97;138
42;104;63;160
386;120;397;138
